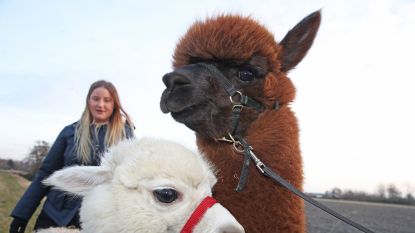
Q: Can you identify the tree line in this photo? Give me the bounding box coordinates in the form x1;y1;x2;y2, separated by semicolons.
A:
2;141;414;206
0;140;50;180
314;185;415;206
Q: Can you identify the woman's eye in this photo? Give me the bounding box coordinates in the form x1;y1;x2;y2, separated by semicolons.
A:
238;70;254;82
153;188;178;203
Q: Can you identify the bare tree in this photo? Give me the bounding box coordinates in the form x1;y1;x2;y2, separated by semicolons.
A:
6;159;16;169
386;183;402;199
331;187;342;199
376;183;386;199
23;140;50;180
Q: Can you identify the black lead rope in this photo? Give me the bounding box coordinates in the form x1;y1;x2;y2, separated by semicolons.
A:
200;62;375;233
262;166;375;233
234;136;252;192
232;135;376;233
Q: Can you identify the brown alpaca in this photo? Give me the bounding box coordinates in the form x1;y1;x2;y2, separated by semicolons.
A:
160;11;321;233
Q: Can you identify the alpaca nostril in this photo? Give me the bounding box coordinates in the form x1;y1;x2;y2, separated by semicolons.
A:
162;72;191;88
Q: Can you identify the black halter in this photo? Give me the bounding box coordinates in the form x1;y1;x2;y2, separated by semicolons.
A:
199;63;274;135
199;63;266;108
198;62;376;233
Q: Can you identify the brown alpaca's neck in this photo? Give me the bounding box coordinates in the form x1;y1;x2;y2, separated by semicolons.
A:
195;106;305;233
196;106;302;187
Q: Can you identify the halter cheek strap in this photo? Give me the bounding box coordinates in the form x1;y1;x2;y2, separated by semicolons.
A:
180;196;217;233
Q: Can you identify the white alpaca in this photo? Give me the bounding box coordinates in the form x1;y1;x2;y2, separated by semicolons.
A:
36;138;244;233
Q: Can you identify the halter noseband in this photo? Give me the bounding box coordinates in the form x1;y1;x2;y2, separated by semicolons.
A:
180;196;217;233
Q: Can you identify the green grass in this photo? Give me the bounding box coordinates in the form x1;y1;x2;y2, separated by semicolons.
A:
0;170;42;233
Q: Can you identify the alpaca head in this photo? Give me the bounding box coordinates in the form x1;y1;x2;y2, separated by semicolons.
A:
43;138;244;233
160;11;321;139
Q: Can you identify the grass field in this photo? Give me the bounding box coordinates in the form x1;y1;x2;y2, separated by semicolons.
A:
0;170;41;233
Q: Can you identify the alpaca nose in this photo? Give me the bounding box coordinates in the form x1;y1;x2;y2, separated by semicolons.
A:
193;204;245;233
162;72;191;89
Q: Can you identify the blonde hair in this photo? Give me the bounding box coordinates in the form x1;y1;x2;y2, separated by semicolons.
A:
74;80;134;164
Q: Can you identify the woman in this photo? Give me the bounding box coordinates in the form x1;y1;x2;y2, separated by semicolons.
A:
9;80;135;233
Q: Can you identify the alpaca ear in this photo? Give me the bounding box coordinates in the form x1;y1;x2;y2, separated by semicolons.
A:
279;10;321;72
43;166;112;196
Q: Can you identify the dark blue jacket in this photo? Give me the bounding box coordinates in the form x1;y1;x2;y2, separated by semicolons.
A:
11;122;134;226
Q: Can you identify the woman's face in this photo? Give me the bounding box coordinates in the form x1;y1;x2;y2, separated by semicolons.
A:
88;87;115;123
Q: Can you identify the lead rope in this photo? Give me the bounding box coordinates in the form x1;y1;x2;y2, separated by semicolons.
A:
221;134;376;233
200;62;375;233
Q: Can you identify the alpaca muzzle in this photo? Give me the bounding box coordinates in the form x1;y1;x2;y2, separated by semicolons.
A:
160;68;196;114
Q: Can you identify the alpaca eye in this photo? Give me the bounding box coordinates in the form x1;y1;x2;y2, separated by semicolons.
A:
153;188;178;203
238;70;254;82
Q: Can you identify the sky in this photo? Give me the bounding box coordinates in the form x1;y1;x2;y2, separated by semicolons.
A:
0;0;414;195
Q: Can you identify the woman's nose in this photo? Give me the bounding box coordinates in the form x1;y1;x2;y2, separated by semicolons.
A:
97;100;105;107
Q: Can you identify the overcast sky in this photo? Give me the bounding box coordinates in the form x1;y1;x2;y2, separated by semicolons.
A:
1;0;414;194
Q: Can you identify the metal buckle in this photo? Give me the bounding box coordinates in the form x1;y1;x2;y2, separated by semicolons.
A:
229;91;243;104
232;104;244;112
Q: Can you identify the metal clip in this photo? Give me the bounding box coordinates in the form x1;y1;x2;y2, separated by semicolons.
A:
249;150;265;174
